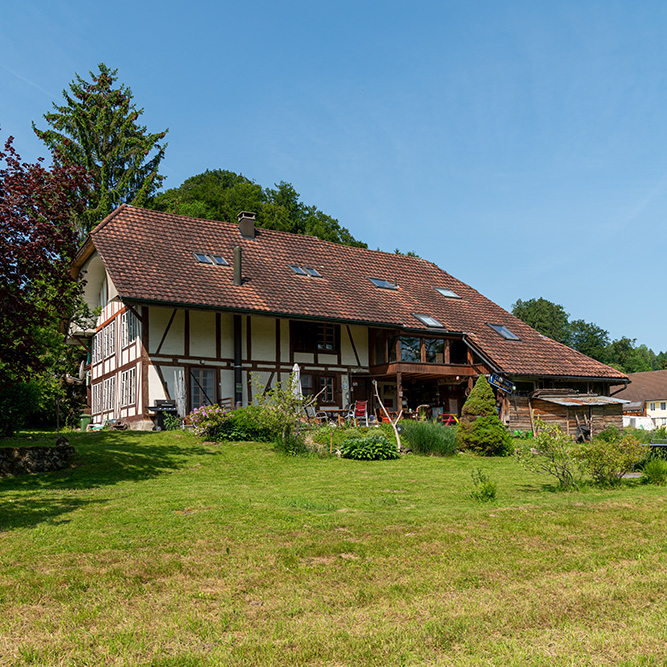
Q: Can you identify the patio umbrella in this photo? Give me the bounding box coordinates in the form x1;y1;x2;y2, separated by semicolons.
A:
291;363;303;399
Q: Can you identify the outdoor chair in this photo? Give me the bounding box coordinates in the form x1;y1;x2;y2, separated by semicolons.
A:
349;400;369;427
304;405;329;425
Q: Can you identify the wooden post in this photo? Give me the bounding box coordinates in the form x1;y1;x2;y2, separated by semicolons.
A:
444;339;451;364
529;399;536;436
397;371;403;413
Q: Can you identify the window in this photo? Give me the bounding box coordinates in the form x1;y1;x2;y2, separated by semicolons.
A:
194;252;213;264
92;383;102;414
661;402;666;411
103;376;116;412
291;321;340;354
320;376;335;403
121;311;139;348
211;254;229;266
120;368;136;407
650;402;656;411
104;322;116;358
368;277;398;289
435;287;461;299
488;323;520;341
400;336;421;362
190;368;217;410
92;331;103;364
413;313;444;328
424;338;445;363
289;265;308;275
304;266;322;278
301;373;337;405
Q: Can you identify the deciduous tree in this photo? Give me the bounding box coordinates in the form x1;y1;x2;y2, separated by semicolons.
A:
33;63;167;238
512;297;571;344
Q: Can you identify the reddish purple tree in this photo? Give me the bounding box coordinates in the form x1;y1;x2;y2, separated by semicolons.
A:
0;134;88;384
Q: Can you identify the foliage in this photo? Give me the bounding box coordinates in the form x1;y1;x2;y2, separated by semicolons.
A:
189;403;232;441
0;382;41;437
512;297;571;344
515;418;583;489
640;458;667;485
149;169;366;248
188;403;273;442
568;319;610;362
575;432;645;486
339;433;400;461
311;425;364;448
273;431;308;456
163;414;182;431
400;420;457;456
0;133;88;387
33;63;167;238
469;468;497;502
513;429;532;439
460;376;497;420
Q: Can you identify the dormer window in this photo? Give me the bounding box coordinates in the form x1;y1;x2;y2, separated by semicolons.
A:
194;252;213;264
368;277;398;289
413;313;445;328
488;323;520;341
435;287;461;299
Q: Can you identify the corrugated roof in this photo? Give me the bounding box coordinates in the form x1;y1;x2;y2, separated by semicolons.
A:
84;205;628;382
537;395;628;407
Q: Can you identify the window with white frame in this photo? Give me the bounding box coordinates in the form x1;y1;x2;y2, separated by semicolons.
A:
650;402;656;411
120;368;136;407
121;311;139;348
661;402;666;411
104;322;116;358
103;376;116;412
92;332;103;364
92;383;102;414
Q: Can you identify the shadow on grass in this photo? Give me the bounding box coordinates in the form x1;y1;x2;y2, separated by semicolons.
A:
0;430;212;531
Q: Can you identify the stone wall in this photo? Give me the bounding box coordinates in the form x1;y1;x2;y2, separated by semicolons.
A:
0;445;76;476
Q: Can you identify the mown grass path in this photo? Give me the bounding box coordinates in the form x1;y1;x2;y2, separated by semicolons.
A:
1;430;666;666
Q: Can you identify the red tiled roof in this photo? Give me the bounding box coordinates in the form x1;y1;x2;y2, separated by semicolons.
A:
86;205;627;381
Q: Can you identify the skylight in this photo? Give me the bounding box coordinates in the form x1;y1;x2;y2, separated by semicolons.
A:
368;277;398;289
304;266;322;278
289;265;308;275
194;252;213;264
413;313;445;328
488;324;520;341
211;254;229;266
435;287;461;299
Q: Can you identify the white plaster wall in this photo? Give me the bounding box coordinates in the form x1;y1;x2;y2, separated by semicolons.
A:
280;319;290;362
189;310;216;358
149;307;185;355
148;364;168;403
294;352;315;364
342;324;369;367
251;316;276;361
318;353;338;366
220;369;235;402
220;313;234;359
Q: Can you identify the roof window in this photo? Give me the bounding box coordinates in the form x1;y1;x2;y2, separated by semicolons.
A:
304;266;322;278
435;287;461;299
488;323;520;341
194;252;213;264
368;277;398;290
413;313;445;328
289;265;308;276
211;254;229;266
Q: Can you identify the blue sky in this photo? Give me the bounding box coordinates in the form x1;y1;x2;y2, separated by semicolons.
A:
3;1;667;351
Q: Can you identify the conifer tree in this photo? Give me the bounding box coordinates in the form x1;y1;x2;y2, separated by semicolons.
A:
33;63;168;238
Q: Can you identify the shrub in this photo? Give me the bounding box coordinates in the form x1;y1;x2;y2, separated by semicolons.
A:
469;468;497;502
576;432;645;486
515;418;583;490
274;431;308;456
189;403;232;440
641;458;667;486
460;376;496;419
163;413;182;431
0;382;41;437
457;415;513;456
401;420;456;456
311;426;363;448
339;433;400;461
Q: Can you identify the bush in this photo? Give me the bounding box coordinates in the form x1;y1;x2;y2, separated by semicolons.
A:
576;432;645;486
189;403;232;440
401;420;457;456
311;425;363;448
515;418;583;490
163;413;182;431
274;431;308;456
457;415;513;456
0;382;41;437
339;433;400;461
469;468;497;502
641;458;667;486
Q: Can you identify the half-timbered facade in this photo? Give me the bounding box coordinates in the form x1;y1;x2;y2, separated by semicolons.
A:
70;206;628;431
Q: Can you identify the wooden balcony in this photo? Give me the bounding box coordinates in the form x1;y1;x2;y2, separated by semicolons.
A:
369;361;488;381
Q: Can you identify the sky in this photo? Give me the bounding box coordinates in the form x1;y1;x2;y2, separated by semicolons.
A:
3;0;667;351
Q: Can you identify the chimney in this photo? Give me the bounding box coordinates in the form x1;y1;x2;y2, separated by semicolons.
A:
238;211;256;239
233;246;242;286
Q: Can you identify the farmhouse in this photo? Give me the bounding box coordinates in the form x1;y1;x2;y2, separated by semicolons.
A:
611;369;667;429
71;206;628;433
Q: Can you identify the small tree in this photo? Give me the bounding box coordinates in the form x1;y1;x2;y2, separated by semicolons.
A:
576;431;645;486
456;376;512;455
515;418;583;489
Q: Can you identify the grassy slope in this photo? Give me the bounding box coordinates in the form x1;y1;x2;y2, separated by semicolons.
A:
1;430;666;666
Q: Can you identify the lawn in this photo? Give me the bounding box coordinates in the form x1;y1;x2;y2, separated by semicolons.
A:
1;430;667;666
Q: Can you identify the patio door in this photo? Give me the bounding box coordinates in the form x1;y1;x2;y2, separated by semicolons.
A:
190;367;217;410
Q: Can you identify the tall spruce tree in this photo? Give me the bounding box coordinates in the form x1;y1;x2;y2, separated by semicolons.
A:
33;63;167;238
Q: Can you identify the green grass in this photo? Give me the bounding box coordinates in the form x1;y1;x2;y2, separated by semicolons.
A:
2;430;667;666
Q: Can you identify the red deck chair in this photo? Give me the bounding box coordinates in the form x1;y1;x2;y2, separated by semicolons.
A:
349;400;369;427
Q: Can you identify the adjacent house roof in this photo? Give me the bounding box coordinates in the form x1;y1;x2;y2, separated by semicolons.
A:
611;370;667;402
77;205;627;382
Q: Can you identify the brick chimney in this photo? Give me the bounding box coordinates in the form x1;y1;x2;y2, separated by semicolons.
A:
238;211;256;239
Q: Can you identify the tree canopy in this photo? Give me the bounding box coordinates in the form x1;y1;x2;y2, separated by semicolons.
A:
148;169;366;248
33;63;168;239
512;296;666;373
